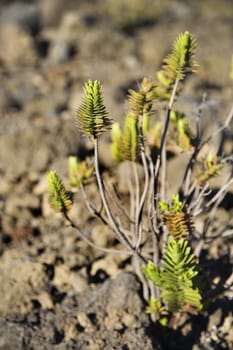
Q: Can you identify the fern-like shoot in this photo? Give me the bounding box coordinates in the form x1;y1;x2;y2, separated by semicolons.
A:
154;31;197;101
143;236;202;313
76;80;112;139
163;31;197;82
47;171;72;214
159;194;194;239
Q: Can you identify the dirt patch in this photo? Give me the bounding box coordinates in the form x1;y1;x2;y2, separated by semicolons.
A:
0;0;232;349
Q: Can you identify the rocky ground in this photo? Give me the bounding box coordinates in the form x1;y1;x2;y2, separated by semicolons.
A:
0;0;233;349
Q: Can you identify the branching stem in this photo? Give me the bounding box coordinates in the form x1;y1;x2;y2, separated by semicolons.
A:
93;137;147;264
63;212;131;255
135;114;150;249
155;79;180;199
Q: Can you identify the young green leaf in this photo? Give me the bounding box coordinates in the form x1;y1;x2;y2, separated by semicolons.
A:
68;156;94;188
76;80;112;139
163;31;197;82
144;237;202;313
154;31;197;101
142;260;162;286
159;194;194;239
111;114;140;162
128;77;155;118
197;154;224;184
47;171;72;214
111;122;124;162
170;110;193;150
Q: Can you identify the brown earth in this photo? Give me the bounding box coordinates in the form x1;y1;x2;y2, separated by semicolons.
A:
0;0;233;349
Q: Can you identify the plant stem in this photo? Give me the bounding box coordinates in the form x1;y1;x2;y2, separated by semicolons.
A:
80;183;109;226
154;79;180;198
135;114;150;249
93;137;147;264
63;212;131;255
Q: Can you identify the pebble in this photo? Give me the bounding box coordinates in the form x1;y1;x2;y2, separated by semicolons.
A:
48;40;73;64
0;24;37;67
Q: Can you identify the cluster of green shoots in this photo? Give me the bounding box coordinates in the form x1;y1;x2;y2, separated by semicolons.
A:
47;32;233;325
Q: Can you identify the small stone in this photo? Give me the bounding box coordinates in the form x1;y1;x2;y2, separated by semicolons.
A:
53;264;71;288
219;313;233;338
104;308;123;331
77;312;94;333
207;308;222;331
121;312;138;328
91;254;126;278
91;224;115;248
36;292;54;310
64;318;79;340
0;24;37;68
0;250;49;315
5;193;40;216
70;269;88;294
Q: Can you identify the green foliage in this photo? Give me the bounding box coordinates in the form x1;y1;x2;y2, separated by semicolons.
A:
170;110;193;150
47;171;72;214
197;154;224;184
159;194;183;213
142;111;151;134
146;110;193;152
76;80;112;139
111;113;140;162
111;77;155;162
154;31;197;101
143;260;161;286
111;32;198;155
164;31;197;81
147;121;162;149
128;77;155;118
111;123;124;162
143;236;202;313
146;297;167;323
154;70;174;102
159;194;194;239
68;156;94;188
47;31;232;323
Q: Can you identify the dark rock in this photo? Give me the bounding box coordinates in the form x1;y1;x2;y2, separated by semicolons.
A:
0;2;41;34
0;317;25;350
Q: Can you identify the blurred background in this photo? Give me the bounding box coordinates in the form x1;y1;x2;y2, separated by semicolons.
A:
0;0;232;113
0;0;232;241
